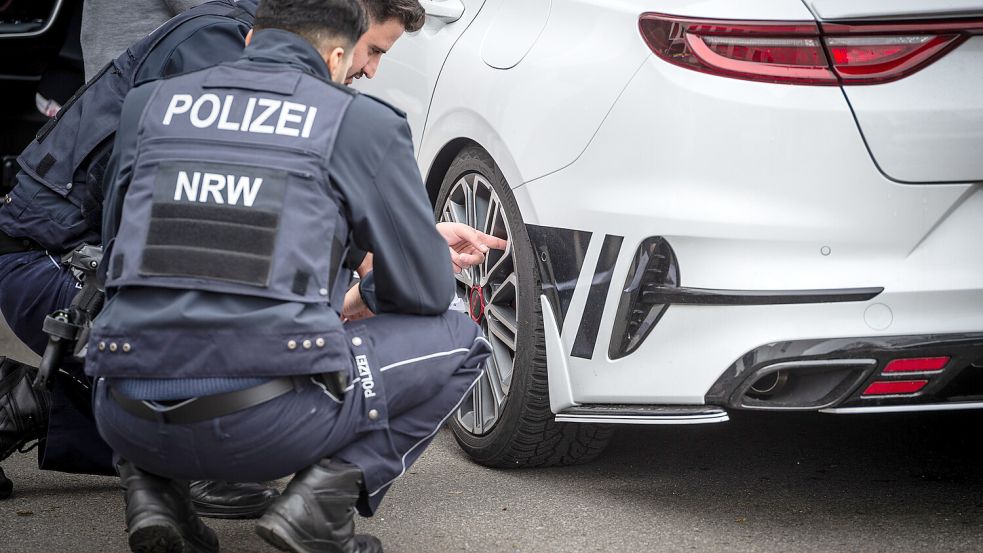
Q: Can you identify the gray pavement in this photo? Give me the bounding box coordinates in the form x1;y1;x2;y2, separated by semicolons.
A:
3;322;983;552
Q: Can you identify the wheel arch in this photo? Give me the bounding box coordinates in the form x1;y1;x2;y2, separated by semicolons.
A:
419;109;528;208
423;137;479;206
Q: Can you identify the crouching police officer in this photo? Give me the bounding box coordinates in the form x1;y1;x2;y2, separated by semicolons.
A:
87;1;491;551
0;0;286;515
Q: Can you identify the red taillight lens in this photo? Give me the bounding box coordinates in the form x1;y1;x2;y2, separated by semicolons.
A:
639;13;983;86
639;14;837;85
687;34;836;84
826;34;961;83
863;380;928;396
882;356;950;374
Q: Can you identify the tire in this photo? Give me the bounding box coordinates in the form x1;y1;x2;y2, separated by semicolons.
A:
435;146;612;468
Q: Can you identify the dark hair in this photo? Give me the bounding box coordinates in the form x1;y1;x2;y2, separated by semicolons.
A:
360;0;425;32
254;0;369;49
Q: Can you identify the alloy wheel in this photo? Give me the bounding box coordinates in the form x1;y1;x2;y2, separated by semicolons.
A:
440;173;518;435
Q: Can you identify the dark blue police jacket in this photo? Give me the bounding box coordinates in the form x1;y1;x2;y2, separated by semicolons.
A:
86;30;453;397
0;0;256;254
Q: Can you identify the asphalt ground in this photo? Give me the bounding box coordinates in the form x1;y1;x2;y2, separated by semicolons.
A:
3;322;983;552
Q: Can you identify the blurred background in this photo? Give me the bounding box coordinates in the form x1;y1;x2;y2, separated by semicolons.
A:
1;0;84;195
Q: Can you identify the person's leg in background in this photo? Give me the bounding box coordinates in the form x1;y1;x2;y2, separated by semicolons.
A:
0;250;107;499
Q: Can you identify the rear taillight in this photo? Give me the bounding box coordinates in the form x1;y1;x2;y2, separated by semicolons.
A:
639;13;983;85
639;16;837;85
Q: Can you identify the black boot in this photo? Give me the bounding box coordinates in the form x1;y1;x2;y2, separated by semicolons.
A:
118;460;219;553
190;480;280;519
255;459;383;553
0;357;50;499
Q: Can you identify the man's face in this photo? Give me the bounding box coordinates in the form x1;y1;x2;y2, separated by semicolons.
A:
345;18;406;85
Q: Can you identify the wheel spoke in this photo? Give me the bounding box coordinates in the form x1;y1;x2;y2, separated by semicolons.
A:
488;334;514;397
485;307;518;352
481;369;498;429
464;176;477;228
472;376;484;434
443;202;464;226
455;267;474;288
489;273;517;306
472;176;491;230
480;246;512;287
486;197;500;236
484;345;508;404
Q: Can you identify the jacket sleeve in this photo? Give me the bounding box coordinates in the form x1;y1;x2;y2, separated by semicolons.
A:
331;102;454;315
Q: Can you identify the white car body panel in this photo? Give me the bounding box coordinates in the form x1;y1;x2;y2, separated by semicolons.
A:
353;0;487;152
362;0;983;414
420;0;651;185
542;295;577;413
479;0;551;70
841;37;983;183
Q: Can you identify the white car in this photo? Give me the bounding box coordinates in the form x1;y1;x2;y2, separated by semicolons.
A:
356;0;983;467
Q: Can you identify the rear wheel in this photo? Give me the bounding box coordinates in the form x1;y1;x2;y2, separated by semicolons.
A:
435;146;612;468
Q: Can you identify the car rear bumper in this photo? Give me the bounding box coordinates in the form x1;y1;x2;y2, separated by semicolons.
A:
517;53;983;408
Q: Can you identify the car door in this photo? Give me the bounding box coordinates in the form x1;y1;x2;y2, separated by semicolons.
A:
353;0;488;153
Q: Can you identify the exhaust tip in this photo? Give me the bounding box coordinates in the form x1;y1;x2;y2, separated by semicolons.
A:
747;371;789;398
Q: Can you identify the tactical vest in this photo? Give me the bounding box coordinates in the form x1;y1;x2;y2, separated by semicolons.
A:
0;0;253;253
105;63;354;306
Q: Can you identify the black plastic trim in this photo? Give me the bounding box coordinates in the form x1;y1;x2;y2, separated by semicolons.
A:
571;234;623;359
706;332;983;411
608;236;679;360
652;285;883;305
526;224;592;332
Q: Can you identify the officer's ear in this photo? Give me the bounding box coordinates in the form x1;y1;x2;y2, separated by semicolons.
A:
325;47;352;84
245;29;253;46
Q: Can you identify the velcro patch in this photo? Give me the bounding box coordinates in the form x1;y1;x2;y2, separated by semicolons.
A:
140;161;286;287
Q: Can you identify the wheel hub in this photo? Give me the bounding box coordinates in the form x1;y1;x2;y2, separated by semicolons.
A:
468;285;485;323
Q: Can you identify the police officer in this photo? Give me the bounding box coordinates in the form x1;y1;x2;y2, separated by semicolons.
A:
0;0;279;515
88;1;491;551
344;0;423;85
0;0;435;510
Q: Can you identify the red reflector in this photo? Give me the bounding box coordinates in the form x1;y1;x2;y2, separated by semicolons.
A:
863;380;928;396
883;357;950;373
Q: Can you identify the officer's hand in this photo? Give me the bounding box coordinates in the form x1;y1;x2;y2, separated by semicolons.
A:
436;222;508;273
342;284;373;322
